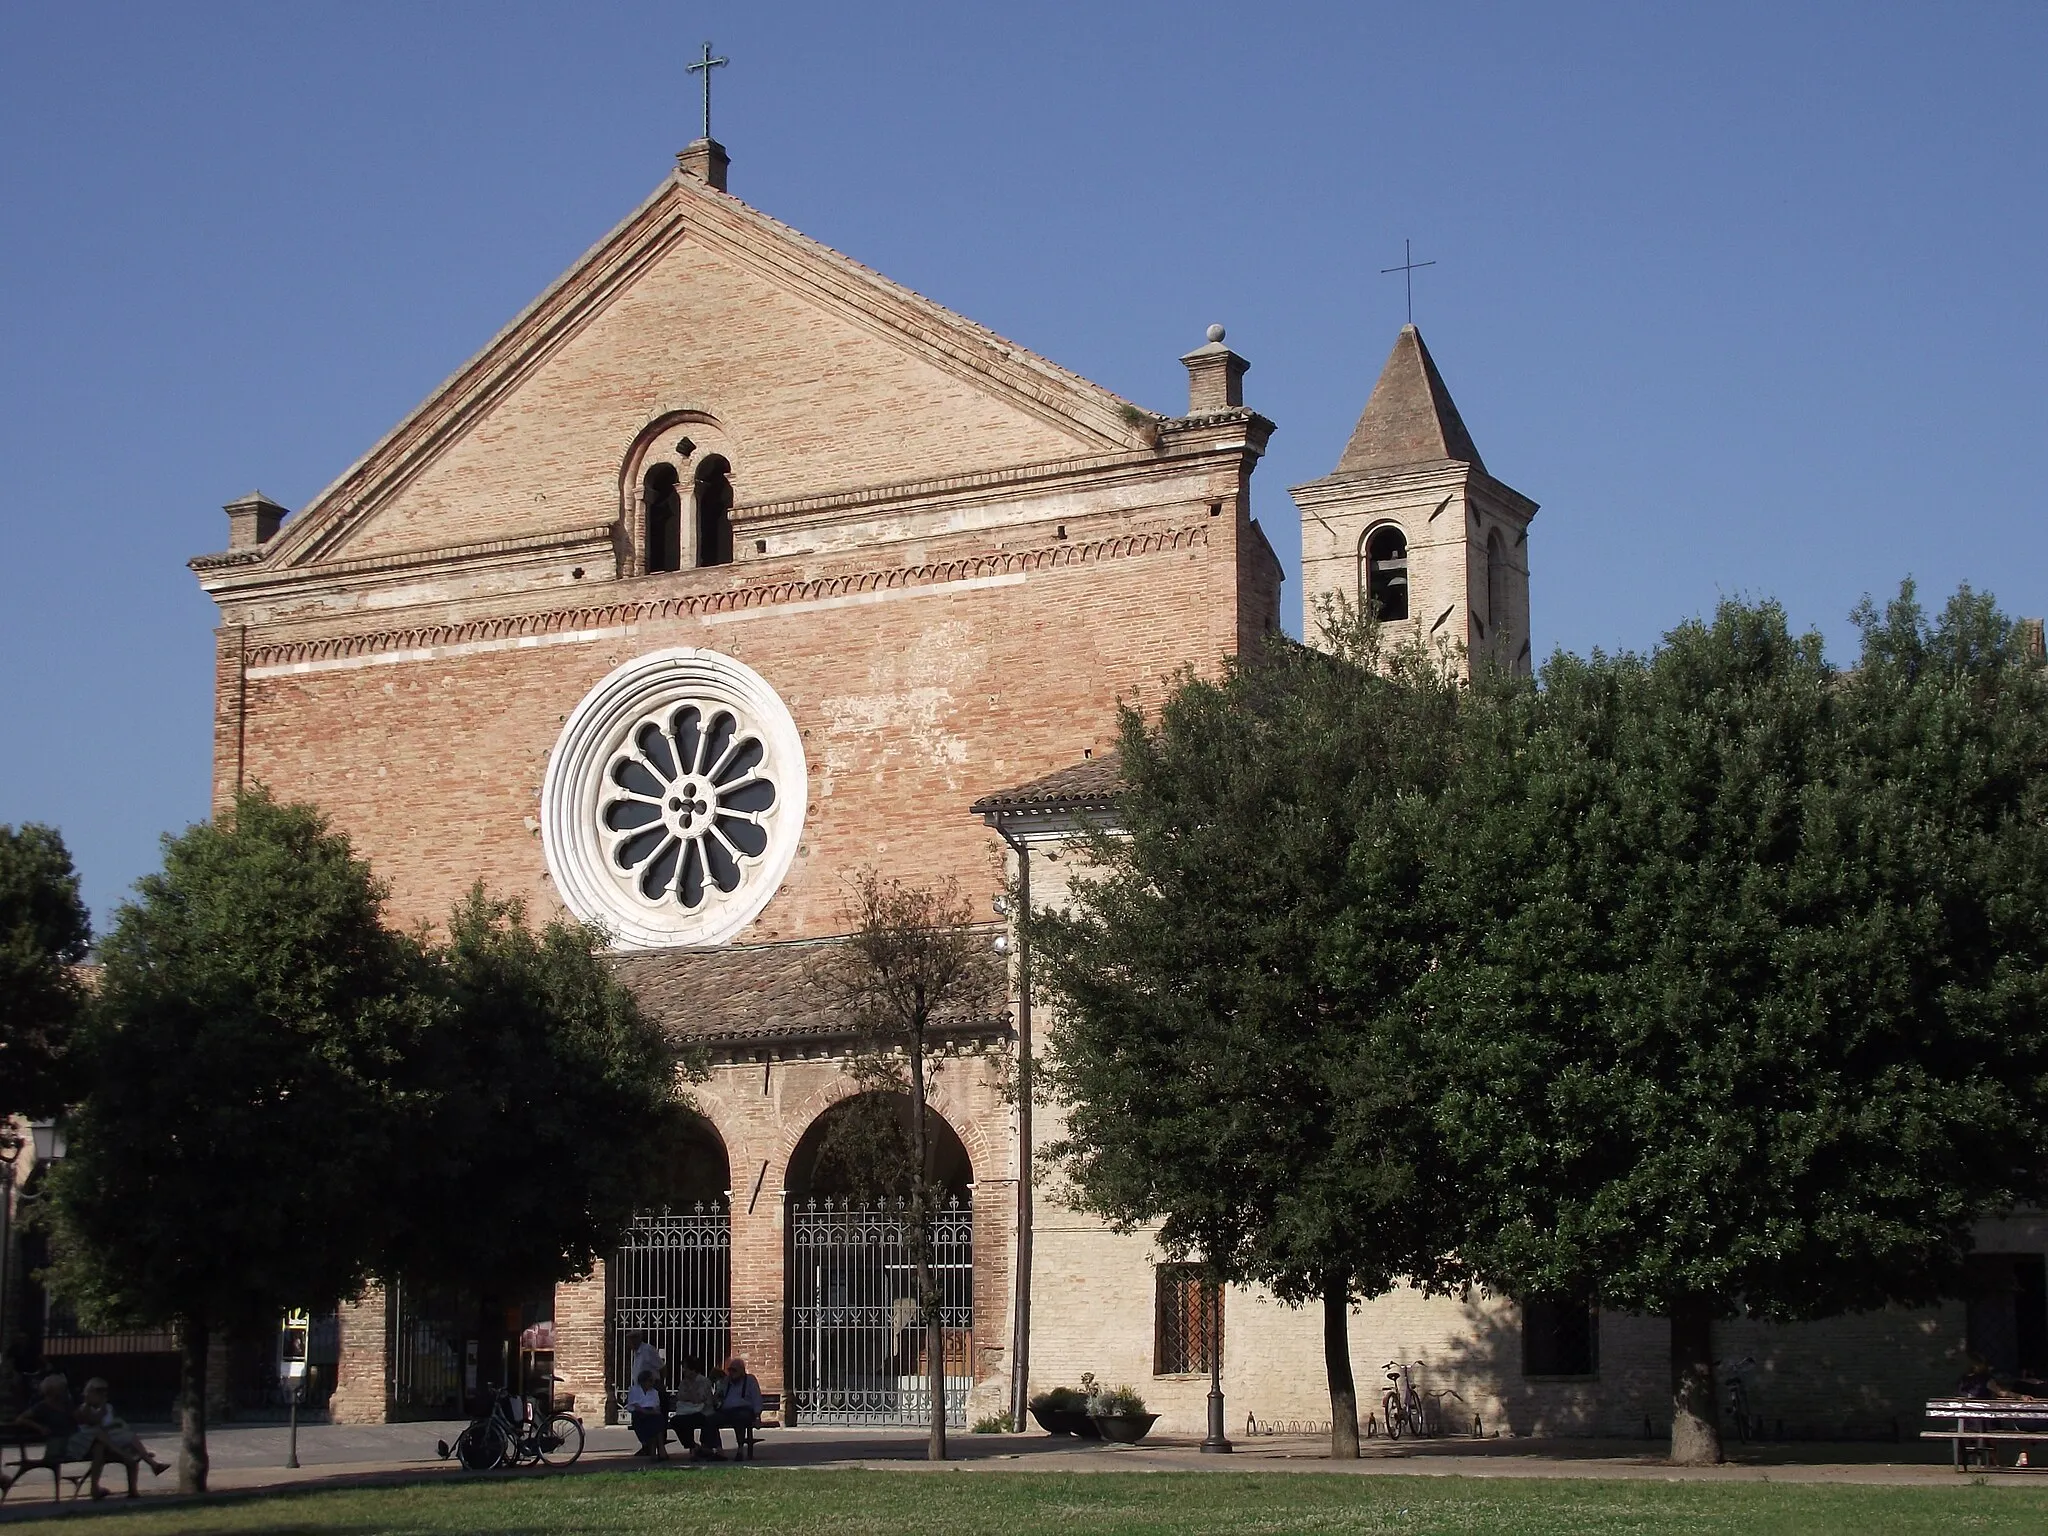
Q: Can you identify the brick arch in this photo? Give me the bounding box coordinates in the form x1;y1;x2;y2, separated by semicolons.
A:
772;1074;995;1197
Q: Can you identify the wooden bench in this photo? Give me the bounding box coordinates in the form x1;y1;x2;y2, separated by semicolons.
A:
1922;1397;2048;1470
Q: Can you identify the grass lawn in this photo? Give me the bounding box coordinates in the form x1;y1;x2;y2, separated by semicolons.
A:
5;1469;2046;1536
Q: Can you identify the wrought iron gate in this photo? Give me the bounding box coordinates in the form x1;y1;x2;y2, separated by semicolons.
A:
611;1201;731;1410
788;1194;973;1426
387;1280;463;1417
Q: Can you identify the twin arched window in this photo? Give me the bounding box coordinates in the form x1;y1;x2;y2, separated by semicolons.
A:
1363;525;1409;622
642;455;735;574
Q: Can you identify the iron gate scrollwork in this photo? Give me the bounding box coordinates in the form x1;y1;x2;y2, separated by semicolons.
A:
611;1201;731;1410
788;1194;973;1426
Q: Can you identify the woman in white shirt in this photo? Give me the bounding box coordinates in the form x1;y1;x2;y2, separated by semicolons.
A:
626;1370;668;1459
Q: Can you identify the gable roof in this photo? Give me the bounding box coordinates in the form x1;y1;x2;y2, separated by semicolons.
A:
239;168;1158;573
1335;324;1485;476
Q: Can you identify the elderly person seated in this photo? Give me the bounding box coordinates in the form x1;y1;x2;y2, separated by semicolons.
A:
78;1378;168;1496
668;1355;717;1459
625;1369;669;1459
701;1356;763;1460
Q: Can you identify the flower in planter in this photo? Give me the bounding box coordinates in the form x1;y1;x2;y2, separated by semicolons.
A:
1087;1384;1148;1417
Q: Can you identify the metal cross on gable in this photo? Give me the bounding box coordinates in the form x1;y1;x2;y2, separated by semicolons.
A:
686;40;729;141
1381;238;1436;324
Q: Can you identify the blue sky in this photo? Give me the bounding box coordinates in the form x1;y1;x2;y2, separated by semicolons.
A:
3;2;2044;925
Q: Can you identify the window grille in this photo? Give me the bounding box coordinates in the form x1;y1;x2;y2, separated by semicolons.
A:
1521;1294;1598;1377
1154;1264;1223;1376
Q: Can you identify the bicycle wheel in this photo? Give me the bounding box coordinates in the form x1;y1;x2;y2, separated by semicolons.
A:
454;1420;511;1471
539;1413;584;1466
1381;1392;1403;1441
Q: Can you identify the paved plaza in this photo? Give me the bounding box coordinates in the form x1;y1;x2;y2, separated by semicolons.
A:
0;1416;2011;1518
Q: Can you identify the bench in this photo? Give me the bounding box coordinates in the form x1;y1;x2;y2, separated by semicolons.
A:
735;1393;781;1460
0;1431;94;1503
1922;1398;2048;1470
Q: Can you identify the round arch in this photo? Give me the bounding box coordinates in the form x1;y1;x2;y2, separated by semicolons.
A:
773;1077;993;1199
784;1091;973;1201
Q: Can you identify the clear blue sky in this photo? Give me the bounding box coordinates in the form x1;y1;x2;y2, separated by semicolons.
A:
4;2;2044;926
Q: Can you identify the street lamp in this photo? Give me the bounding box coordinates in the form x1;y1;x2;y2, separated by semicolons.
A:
28;1122;64;1167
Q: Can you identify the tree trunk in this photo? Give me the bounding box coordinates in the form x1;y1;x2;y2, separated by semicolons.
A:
1668;1295;1721;1466
1324;1277;1360;1459
177;1317;209;1495
909;1020;946;1462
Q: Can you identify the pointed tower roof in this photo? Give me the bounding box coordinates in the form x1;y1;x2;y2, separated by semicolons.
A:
1335;324;1484;476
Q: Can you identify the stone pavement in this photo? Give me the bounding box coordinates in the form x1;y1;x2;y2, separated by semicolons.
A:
0;1418;2019;1518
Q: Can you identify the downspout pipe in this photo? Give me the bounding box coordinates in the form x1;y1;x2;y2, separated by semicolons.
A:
996;825;1034;1432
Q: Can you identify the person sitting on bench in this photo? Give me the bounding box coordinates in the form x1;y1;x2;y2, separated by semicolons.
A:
1;1375;116;1498
701;1356;762;1460
669;1356;717;1459
626;1370;668;1460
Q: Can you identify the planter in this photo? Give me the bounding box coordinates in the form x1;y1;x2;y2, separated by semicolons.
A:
1090;1412;1159;1444
1031;1406;1102;1438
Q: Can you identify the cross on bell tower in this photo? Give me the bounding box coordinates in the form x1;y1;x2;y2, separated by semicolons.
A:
686;40;728;141
676;41;731;193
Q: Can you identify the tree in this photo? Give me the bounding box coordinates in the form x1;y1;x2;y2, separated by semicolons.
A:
1028;614;1469;1458
44;790;419;1492
376;887;696;1368
0;823;91;1120
806;871;1005;1462
1424;591;2048;1465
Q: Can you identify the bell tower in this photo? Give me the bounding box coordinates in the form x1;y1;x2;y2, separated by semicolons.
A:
1293;326;1537;675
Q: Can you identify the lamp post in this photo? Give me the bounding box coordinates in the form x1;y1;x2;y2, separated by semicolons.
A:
1200;1278;1232;1453
0;1127;21;1365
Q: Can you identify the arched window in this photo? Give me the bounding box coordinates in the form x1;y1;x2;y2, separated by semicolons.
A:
694;456;734;568
1363;525;1409;622
644;463;682;574
1486;529;1506;636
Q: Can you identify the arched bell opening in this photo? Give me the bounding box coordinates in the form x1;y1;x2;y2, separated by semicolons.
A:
784;1092;975;1427
608;1109;731;1412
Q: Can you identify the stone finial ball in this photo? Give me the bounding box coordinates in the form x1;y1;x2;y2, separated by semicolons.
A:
1206;324;1226;344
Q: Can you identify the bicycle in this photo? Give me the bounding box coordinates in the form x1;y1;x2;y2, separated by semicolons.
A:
439;1385;584;1470
1380;1360;1427;1441
1717;1356;1758;1444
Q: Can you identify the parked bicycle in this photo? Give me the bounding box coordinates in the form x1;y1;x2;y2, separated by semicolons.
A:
1381;1360;1426;1440
1717;1356;1759;1444
438;1384;584;1470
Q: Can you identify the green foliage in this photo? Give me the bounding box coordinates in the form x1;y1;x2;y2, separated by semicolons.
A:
45;789;418;1335
1029;606;1468;1306
0;822;91;1119
1086;1383;1148;1417
1028;1386;1088;1414
969;1410;1016;1433
378;885;698;1302
1425;588;2048;1324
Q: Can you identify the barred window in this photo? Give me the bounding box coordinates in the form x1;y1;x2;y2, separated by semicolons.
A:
1154;1264;1223;1376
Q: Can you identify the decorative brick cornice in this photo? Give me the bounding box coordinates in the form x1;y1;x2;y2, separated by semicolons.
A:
239;522;1210;673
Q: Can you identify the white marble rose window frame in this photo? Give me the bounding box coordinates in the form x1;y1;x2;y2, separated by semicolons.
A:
542;648;807;950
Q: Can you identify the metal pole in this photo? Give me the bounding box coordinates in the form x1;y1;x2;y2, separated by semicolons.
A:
1201;1287;1232;1452
286;1377;301;1469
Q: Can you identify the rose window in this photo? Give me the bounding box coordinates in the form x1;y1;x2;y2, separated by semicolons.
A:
602;705;777;909
542;648;808;951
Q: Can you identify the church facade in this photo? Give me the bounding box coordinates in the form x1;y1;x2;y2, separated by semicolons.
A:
191;137;2023;1441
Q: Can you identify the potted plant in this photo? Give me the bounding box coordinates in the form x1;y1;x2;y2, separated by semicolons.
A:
1085;1376;1158;1443
1028;1385;1100;1437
